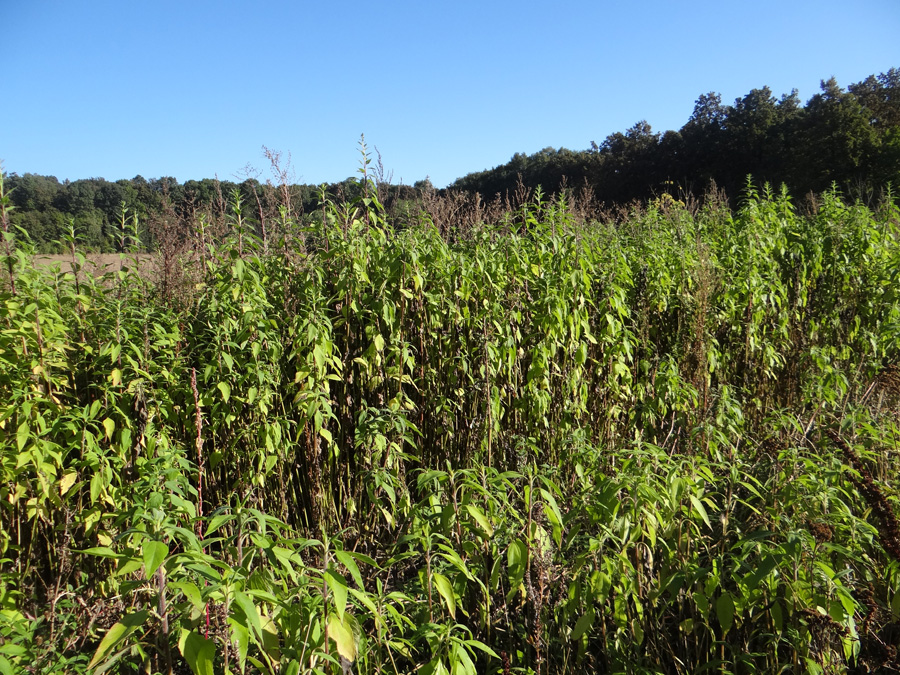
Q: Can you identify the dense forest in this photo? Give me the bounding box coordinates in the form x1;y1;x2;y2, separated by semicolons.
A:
4;69;899;253
451;69;900;205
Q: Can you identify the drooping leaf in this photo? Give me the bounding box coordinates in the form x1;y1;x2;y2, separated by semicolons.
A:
88;610;149;668
689;495;711;530
465;504;494;536
432;572;456;619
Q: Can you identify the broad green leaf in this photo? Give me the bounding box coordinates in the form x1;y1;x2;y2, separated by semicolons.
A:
142;540;168;577
326;569;349;620
463;639;499;659
432;572;456;619
892;590;900;619
571;607;595;640
204;513;235;537
88;610;149;668
217;382;231;403
16;423;29;451
227;617;249;673
102;418;115;440
178;629;215;675
716;593;734;636
771;599;784;631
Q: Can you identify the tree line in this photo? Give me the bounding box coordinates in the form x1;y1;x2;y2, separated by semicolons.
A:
4;69;899;251
3;168;429;252
451;69;900;205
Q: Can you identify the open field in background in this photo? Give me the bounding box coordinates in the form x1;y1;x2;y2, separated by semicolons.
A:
33;254;153;276
1;173;899;674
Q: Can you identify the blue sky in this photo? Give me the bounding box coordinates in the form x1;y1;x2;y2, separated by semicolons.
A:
3;0;898;187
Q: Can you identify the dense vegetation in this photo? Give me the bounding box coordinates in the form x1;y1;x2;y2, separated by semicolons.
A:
1;147;899;674
6;69;899;255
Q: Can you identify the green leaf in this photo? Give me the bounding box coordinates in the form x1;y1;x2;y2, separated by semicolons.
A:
571;607;595;640
80;546;121;559
432;572;456;619
227;618;249;673
326;569;349;621
178;629;216;675
16;422;29;451
142;540;168;578
335;550;364;590
102;417;115;440
88;610;149;668
232;590;262;639
217;382;231;403
716;592;735;636
689;495;711;530
465;504;494;536
204;513;235;537
891;590;900;619
463;639;499;659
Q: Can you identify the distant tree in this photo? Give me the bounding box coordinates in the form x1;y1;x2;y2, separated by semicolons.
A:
793;77;878;194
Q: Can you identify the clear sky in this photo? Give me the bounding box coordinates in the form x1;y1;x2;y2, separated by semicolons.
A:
3;0;898;188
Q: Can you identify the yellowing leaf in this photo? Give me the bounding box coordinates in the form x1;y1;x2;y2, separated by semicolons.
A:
328;612;357;662
59;470;78;496
102;418;115;440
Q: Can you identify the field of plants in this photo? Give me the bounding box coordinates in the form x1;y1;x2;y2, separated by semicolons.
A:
1;162;899;674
